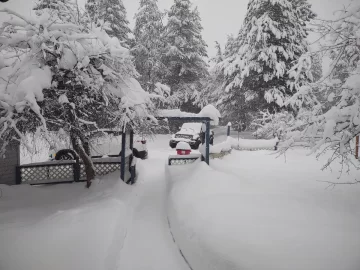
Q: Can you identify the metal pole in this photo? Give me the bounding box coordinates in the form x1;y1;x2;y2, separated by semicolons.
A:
356;136;359;159
121;131;126;181
227;122;231;137
205;120;210;165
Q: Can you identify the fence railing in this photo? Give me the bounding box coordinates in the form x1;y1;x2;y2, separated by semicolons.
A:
16;156;134;185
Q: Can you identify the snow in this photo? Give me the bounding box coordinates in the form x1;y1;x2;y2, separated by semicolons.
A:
198;104;221;125
176;141;191;150
167;148;360;270
0;173;135;270
179;122;203;134
226;136;279;150
158;109;197;118
158;104;221;125
58;47;77;70
2;134;360;270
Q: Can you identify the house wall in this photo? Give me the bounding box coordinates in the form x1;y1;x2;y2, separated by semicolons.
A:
0;142;20;185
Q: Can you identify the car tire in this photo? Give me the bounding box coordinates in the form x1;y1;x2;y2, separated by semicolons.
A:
55;149;78;161
193;141;201;150
132;148;140;158
169;142;177;149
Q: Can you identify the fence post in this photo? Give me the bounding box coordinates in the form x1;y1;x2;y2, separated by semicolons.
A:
205;120;210;165
227;122;231;137
73;161;80;182
121;131;126;181
356;136;359;159
15;166;21;185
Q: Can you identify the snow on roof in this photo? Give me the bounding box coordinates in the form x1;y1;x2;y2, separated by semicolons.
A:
157;104;221;125
199;105;221;125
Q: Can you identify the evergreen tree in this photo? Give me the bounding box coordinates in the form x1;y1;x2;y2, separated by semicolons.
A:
212;41;224;64
163;0;208;111
311;53;322;82
85;0;98;22
34;0;78;22
219;0;316;119
85;0;131;45
132;0;165;91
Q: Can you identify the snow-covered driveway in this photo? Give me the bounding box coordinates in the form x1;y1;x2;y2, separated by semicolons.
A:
118;137;189;270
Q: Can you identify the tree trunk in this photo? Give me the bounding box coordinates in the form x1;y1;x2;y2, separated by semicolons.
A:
71;133;94;188
66;104;95;188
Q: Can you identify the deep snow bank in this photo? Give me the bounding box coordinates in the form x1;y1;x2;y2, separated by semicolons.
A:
0;173;135;270
228;136;278;150
166;152;360;270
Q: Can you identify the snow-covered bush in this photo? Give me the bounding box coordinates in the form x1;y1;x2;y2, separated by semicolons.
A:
252;110;295;139
0;2;157;187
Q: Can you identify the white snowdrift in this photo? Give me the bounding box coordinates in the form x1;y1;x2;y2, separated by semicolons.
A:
199;139;232;155
199;136;277;156
228;136;278;150
166;150;360;270
0;173;135;270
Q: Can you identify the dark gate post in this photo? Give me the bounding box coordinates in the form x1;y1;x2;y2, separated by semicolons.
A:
205;120;210;165
227;122;231;137
121;130;126;181
129;129;134;150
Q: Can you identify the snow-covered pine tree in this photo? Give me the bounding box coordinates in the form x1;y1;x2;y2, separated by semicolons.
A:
311;53;322;82
132;0;165;91
212;41;224;64
219;0;316;117
33;0;78;23
85;0;98;22
0;1;156;187
85;0;131;46
163;0;208;112
194;42;224;108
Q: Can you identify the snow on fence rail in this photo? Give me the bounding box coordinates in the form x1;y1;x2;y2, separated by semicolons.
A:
16;156;134;185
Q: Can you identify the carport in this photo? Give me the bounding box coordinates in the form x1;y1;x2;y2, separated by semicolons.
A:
156;116;212;165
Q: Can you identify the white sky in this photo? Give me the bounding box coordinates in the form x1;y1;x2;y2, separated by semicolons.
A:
0;0;355;57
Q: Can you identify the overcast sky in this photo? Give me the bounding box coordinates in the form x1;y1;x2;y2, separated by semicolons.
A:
0;0;355;57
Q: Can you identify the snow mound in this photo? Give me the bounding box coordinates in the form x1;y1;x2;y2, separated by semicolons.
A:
199;139;232;155
0;174;135;270
176;141;191;150
228;136;278;150
166;152;360;270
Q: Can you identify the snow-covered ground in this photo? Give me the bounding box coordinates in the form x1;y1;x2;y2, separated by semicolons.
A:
167;147;360;270
0;173;135;270
1;134;360;270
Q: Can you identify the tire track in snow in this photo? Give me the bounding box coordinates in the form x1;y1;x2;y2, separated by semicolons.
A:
117;156;189;270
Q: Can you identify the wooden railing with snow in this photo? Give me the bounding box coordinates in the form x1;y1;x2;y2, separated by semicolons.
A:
16;156;135;185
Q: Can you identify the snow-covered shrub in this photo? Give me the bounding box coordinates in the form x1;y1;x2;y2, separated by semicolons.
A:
252;110;294;139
